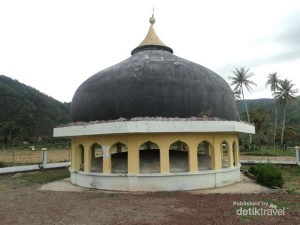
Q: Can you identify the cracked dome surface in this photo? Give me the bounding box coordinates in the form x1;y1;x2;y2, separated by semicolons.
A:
71;48;237;122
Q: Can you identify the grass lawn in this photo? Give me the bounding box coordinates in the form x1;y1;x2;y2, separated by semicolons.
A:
21;168;70;184
242;165;300;194
240;147;296;157
279;166;300;194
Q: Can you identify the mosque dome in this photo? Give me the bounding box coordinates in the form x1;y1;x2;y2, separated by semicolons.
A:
70;14;237;122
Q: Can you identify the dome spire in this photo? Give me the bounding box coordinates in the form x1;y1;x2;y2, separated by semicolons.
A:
149;6;155;25
131;10;173;55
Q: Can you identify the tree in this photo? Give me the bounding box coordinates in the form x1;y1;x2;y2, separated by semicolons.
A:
248;104;271;147
228;67;257;143
233;89;242;121
275;126;297;148
265;72;280;149
275;79;298;147
0;121;22;148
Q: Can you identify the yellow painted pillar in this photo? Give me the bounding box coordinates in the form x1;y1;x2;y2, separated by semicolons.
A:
221;146;224;159
159;143;170;173
232;141;237;166
228;143;234;168
71;139;76;170
102;145;111;173
188;143;198;172
212;137;222;170
236;143;241;166
73;142;83;171
127;137;139;174
84;144;91;172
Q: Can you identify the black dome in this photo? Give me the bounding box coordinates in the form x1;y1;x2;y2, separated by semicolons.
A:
70;46;237;122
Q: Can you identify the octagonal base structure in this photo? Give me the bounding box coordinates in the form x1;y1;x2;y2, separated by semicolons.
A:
70;167;240;191
71;167;240;192
54;119;254;192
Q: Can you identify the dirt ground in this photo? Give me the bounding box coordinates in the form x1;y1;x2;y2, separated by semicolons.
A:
0;172;299;225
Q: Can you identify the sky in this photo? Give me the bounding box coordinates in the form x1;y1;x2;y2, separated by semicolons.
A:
0;0;299;103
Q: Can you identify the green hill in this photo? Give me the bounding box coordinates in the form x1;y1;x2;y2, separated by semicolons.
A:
0;75;70;145
237;97;300;125
237;96;300;145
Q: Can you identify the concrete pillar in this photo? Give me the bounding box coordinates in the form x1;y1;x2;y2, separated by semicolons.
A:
127;137;139;174
41;148;47;168
212;137;222;170
236;143;241;166
188;143;198;172
71;140;76;170
74;143;83;171
221;145;224;159
102;145;111;173
232;141;237;166
228;143;234;168
159;143;169;173
84;144;91;172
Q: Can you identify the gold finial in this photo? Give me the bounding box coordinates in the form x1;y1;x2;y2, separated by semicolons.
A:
131;8;173;53
149;6;155;25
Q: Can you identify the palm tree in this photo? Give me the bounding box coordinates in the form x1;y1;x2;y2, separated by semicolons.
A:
233;89;241;121
265;72;280;149
248;104;270;148
275;79;298;147
228;67;257;143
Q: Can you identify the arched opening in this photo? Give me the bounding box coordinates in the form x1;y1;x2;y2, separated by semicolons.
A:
221;141;230;168
139;141;160;173
232;141;237;166
91;143;103;172
197;141;213;170
76;144;84;171
110;142;128;173
169;140;189;172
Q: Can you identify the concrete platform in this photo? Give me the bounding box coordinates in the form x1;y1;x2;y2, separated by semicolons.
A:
39;173;279;194
70;166;240;191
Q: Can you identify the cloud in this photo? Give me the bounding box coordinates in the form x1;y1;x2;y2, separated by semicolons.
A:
248;10;300;65
215;10;300;78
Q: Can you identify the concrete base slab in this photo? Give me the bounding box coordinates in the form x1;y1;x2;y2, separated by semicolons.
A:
39;174;278;194
70;167;240;191
189;174;279;194
39;178;86;192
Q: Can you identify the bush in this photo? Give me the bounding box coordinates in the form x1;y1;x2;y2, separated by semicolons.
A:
249;164;284;188
243;143;249;151
0;161;7;168
248;166;258;176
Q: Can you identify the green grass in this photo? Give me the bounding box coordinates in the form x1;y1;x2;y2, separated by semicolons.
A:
279;166;300;194
240;147;295;157
22;168;70;184
242;165;300;194
0;161;9;168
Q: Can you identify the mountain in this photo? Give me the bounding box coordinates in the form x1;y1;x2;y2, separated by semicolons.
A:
237;96;300;144
0;75;70;143
237;97;300;126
